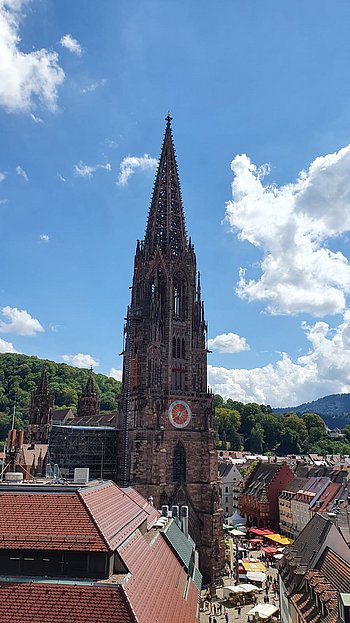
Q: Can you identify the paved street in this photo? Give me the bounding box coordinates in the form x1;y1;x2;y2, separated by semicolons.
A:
200;551;279;623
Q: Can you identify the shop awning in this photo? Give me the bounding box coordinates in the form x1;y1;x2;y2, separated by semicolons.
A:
265;533;293;545
248;528;274;536
242;560;266;572
230;529;246;536
261;546;278;554
249;538;263;543
246;571;266;583
246;604;279;619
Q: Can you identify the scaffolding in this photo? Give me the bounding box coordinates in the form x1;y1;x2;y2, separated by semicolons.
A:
48;425;118;482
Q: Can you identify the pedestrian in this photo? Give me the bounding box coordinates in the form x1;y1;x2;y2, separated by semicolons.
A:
225;610;229;623
213;617;217;623
209;616;212;623
237;606;241;618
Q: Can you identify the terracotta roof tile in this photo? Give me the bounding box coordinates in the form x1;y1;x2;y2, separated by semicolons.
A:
0;492;107;551
120;530;199;623
80;482;149;549
0;582;136;623
122;486;160;529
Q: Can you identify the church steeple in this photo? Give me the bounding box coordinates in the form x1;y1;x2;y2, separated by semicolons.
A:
26;367;53;444
77;368;100;419
120;116;224;588
38;367;49;394
144;114;187;258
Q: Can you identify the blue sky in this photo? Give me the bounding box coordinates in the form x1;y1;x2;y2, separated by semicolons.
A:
2;0;350;406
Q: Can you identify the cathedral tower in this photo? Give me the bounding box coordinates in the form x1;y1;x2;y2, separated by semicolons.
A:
120;115;224;584
77;368;100;418
27;368;53;444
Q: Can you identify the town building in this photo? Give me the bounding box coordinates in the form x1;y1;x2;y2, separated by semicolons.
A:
218;462;243;518
291;476;330;536
119;115;224;585
238;462;294;529
278;477;307;538
279;513;350;623
0;480;201;623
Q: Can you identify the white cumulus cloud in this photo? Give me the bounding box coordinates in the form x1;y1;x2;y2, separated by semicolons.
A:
226;144;350;317
0;337;18;353
0;172;6;182
16;165;28;181
208;310;350;407
0;306;44;336
118;154;158;186
208;332;250;353
60;34;82;56
73;161;111;178
39;233;49;242
0;0;65;113
109;367;122;381
61;353;99;368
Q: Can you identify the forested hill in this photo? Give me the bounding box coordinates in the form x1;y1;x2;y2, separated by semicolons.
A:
274;393;350;428
0;353;121;442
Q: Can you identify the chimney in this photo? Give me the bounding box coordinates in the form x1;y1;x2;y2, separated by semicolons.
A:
161;505;169;517
17;430;24;450
171;505;180;525
181;505;189;537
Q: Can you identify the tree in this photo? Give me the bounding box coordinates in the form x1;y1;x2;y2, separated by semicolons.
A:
250;423;265;453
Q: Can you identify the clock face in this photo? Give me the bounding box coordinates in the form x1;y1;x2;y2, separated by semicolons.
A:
168;400;191;429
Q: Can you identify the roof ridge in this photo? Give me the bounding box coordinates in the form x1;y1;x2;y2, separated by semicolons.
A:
78;483;113;552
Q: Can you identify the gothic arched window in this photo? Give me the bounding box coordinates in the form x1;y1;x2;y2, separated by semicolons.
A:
173;442;186;483
172;336;176;358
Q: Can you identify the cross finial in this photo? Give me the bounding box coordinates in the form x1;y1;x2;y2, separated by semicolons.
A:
165;111;172;125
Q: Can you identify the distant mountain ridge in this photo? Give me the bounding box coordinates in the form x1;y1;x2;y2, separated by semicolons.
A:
274;393;350;428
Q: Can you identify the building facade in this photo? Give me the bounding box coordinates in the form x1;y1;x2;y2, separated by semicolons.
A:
119;115;224;584
218;462;243;519
238;462;294;529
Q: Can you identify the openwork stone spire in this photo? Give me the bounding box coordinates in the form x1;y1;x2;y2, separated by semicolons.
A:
37;367;49;394
77;368;100;418
144;114;187;257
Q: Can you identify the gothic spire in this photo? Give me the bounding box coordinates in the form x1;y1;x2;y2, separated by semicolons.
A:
37;367;49;394
85;367;96;395
144;114;187;257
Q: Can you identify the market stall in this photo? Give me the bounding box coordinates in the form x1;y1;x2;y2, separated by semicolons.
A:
246;604;279;621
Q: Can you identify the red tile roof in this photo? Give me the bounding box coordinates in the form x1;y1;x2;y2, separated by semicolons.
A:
0;492;107;551
311;483;341;513
122;486;160;529
0;482;154;552
80;482;149;550
120;530;199;623
0;582;136;623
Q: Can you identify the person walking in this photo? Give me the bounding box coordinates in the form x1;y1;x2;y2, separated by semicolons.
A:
225;610;229;623
237;606;241;619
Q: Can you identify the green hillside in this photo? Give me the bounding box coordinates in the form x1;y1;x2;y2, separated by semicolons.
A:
274;393;350;428
0;353;121;445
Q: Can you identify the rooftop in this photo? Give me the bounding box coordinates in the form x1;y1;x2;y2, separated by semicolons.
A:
0;579;136;623
0;481;157;552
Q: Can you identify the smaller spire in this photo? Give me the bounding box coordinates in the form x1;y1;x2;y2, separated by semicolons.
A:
85;367;95;395
166;111;172;126
38;367;49;394
197;271;201;302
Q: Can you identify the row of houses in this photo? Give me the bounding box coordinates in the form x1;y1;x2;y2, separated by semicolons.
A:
219;455;349;539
